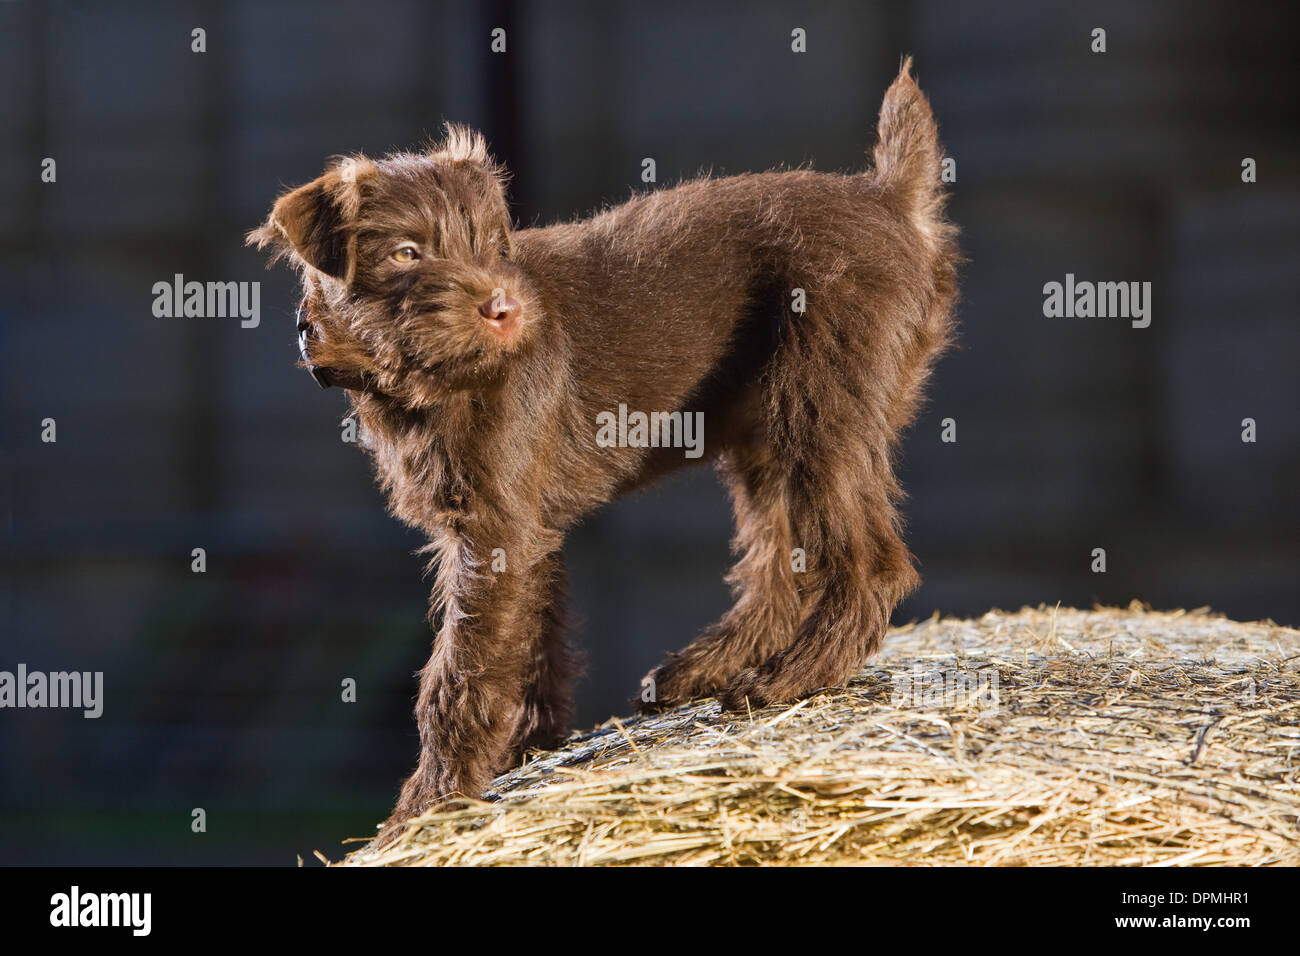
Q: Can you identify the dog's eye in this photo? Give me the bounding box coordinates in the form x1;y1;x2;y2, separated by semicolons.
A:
391;244;421;263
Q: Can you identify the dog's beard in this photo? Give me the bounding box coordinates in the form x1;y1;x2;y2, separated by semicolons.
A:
334;260;539;402
353;303;535;402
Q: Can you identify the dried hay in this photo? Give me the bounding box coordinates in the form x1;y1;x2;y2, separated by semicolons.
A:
341;603;1300;866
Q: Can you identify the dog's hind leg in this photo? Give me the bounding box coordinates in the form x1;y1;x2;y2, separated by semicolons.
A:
637;443;807;712
714;278;933;711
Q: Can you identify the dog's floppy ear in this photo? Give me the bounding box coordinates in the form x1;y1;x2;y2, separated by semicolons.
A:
246;156;374;282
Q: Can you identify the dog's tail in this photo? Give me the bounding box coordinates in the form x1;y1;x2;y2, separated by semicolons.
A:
871;57;945;223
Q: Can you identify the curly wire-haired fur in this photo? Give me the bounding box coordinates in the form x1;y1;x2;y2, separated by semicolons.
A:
249;59;958;844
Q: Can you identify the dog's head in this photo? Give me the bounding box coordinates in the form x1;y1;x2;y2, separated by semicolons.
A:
248;125;538;402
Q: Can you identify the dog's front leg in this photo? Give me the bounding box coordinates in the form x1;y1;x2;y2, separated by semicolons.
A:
374;523;562;846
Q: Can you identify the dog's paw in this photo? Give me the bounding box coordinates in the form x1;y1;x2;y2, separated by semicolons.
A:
717;653;830;712
634;656;717;714
716;665;777;712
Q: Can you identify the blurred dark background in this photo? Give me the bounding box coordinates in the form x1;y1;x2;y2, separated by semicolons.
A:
1;0;1296;864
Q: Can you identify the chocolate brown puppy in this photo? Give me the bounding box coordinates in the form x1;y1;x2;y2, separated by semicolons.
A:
249;59;958;843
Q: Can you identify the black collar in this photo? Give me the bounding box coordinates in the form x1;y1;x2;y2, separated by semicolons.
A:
295;307;381;394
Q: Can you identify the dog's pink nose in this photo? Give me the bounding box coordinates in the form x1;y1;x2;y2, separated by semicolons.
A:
478;294;522;327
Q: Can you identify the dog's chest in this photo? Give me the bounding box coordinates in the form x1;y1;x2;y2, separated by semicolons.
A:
355;404;479;529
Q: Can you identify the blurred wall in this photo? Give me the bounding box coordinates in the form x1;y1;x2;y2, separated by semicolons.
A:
1;0;1296;863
